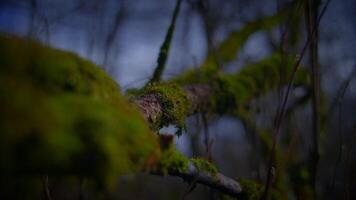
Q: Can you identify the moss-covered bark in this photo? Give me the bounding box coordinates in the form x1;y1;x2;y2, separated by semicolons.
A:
0;34;160;186
127;83;191;132
128;54;310;135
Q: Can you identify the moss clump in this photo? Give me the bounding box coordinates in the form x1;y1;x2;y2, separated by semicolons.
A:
237;178;286;200
172;54;310;119
238;179;263;200
190;158;218;176
158;148;189;175
127;83;191;133
0;34;160;187
218;193;236;200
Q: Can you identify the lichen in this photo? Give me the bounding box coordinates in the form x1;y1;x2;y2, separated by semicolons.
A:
190;158;218;176
127;83;191;134
158;148;189;175
0;34;160;187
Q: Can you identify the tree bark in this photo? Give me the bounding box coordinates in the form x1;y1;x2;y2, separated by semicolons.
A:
152;161;243;197
134;84;213;126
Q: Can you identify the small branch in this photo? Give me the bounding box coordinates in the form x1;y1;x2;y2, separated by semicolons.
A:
262;0;332;198
152;161;243;197
102;1;126;71
42;175;53;200
148;0;183;84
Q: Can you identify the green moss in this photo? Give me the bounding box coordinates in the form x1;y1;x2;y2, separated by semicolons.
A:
238;179;263;200
148;0;181;83
234;178;286;200
204;11;284;67
190;158;218;176
127;83;191;133
218;193;236;200
0;34;160;187
158;148;189;175
172;54;310;119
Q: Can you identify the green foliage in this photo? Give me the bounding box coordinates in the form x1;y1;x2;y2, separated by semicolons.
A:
0;34;160;186
128;83;191;134
190;158;218;176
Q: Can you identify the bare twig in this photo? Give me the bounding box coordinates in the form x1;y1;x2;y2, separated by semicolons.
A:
343;125;356;200
42;175;53;200
261;0;332;199
328;72;351;196
27;0;38;39
305;0;321;195
202;113;213;161
102;0;126;71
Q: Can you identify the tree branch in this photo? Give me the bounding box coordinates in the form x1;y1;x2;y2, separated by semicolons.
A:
133;83;245;196
152;161;243;197
133;84;212;127
148;0;183;84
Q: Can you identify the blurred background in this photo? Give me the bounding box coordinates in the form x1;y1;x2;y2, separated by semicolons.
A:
0;0;355;199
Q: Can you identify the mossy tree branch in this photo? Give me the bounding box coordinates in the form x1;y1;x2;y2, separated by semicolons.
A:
128;55;311;198
151;148;243;198
148;0;182;84
131;55;310;132
160;161;243;197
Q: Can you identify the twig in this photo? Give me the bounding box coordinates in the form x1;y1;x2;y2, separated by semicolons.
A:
148;0;183;84
343;125;356;200
202;113;213;161
261;0;332;199
152;161;243;198
42;175;53;200
305;0;321;195
328;73;351;196
102;0;126;70
78;176;84;200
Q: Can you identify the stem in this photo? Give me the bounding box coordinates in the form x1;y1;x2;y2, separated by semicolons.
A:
261;0;331;199
148;0;183;84
42;175;53;200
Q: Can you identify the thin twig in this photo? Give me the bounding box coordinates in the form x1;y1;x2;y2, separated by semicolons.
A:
328;73;351;196
343;125;356;200
42;175;53;200
102;0;126;71
261;0;332;199
148;0;183;84
305;0;321;195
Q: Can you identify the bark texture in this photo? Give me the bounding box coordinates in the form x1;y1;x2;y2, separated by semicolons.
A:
134;85;245;198
134;84;212;126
